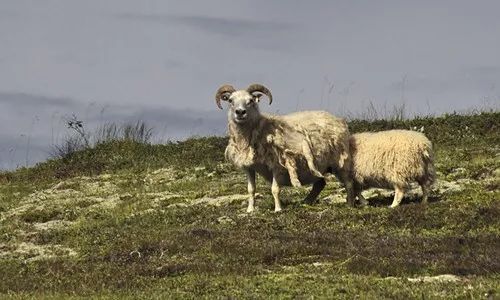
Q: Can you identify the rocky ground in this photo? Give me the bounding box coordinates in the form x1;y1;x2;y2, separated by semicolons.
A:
0;112;498;299
1;164;498;261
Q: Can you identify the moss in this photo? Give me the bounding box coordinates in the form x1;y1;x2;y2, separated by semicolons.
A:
0;112;499;298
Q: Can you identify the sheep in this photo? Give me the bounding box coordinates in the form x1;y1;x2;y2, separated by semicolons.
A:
267;127;325;188
215;83;356;212
349;130;436;208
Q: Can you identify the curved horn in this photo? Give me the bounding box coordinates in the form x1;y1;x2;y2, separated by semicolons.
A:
247;84;273;105
215;84;236;109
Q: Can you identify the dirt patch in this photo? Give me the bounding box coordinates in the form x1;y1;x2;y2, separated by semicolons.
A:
407;274;463;283
192;194;248;207
0;242;77;261
32;220;75;231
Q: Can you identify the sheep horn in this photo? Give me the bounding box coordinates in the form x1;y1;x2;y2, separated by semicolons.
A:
215;84;236;109
247;84;273;105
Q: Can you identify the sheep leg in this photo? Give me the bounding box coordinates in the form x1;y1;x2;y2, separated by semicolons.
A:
245;169;256;213
336;171;356;206
283;151;302;188
420;182;430;205
390;186;405;208
303;178;326;204
357;193;369;207
301;141;324;178
352;182;368;206
271;176;283;212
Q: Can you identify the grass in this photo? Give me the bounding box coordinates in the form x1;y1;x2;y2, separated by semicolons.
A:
0;112;499;299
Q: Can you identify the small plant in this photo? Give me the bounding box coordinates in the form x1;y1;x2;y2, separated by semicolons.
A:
95;121;153;144
66;114;89;147
51;115;154;159
50;115;89;159
344;101;408;121
50;135;88;160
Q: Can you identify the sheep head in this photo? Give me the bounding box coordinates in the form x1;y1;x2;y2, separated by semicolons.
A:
215;83;273;125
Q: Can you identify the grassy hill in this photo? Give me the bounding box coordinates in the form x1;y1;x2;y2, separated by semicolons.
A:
0;112;499;299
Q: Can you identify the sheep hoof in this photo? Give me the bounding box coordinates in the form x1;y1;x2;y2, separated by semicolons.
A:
312;171;324;178
247;207;255;213
274;207;283;213
389;204;399;209
347;200;357;207
358;199;369;207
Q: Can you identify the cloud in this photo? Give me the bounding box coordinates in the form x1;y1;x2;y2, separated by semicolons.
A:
115;13;295;37
113;13;302;52
0;92;78;108
464;65;500;76
164;59;185;70
387;66;500;95
0;10;16;19
462;66;500;90
388;77;452;95
170;15;294;37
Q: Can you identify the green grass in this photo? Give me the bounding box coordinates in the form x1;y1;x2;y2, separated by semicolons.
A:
0;112;499;299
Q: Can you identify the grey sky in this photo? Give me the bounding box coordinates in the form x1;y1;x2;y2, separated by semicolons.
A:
1;1;499;169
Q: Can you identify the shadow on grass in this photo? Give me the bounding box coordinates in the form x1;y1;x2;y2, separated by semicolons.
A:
367;195;441;207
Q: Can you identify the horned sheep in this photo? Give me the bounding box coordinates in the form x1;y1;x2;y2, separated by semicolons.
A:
215;83;356;212
349;130;436;208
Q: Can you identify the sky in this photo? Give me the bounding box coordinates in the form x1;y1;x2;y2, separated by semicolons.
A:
0;0;499;169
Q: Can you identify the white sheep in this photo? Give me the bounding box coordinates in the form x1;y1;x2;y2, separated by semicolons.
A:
349;130;436;208
215;84;356;212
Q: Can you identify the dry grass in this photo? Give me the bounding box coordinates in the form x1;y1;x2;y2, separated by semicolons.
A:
0;112;498;298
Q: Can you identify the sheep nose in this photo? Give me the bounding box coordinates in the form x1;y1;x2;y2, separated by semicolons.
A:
235;109;246;116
